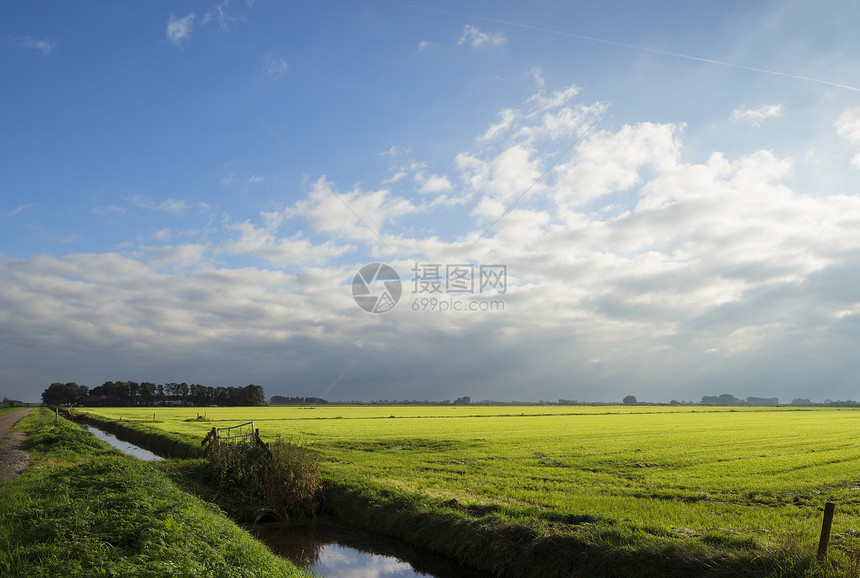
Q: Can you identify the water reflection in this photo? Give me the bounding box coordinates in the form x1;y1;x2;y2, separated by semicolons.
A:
250;518;487;578
313;544;417;577
78;423;164;461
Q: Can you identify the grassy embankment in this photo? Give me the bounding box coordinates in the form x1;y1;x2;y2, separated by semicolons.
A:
77;405;860;577
0;408;309;578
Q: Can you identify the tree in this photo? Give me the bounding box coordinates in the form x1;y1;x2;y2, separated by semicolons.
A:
127;381;140;403
242;384;266;406
140;382;156;404
165;383;179;399
622;395;637;405
42;382;88;406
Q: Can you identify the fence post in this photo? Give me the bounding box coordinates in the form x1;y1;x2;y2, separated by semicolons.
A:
817;502;836;560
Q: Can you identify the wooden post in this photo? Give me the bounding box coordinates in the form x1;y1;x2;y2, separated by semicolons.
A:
201;426;218;447
817;502;836;560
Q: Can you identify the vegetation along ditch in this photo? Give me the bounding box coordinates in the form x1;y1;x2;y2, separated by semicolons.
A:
65;409;483;577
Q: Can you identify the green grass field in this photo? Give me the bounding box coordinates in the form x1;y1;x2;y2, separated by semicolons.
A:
78;404;860;573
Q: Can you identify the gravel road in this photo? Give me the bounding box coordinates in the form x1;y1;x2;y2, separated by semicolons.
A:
0;407;34;481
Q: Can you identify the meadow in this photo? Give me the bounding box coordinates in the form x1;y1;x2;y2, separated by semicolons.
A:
78;404;860;575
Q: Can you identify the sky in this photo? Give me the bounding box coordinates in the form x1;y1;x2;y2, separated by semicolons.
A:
3;1;860;403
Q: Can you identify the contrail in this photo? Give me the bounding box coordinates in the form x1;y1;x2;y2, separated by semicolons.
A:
380;0;860;93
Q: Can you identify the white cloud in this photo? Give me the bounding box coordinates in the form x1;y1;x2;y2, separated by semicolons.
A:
458;25;506;48
141;244;209;269
12;38;56;56
263;55;288;77
417;40;435;51
731;104;782;126
166;13;195;47
94;204;127;216
416;173;453;194
554;122;681;206
837;109;860;168
526;85;581;111
248;175;265;184
473;82;598;146
6;204;35;218
529;66;545;88
288;177;418;243
837;109;860;142
130;195;195;213
203;0;241;30
221;218;349;265
479;109;518;142
160;199;191;212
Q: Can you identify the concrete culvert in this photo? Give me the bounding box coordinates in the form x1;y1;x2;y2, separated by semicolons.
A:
253;509;284;525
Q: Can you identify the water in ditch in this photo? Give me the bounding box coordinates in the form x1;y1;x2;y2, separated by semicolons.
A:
249;517;489;578
78;423;164;461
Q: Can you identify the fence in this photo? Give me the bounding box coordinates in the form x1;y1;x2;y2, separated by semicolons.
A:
201;421;264;448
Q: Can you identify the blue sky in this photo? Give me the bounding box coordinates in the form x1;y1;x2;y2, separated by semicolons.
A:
3;0;860;403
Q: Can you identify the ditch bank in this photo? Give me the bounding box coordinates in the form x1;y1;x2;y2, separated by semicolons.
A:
322;479;766;578
1;408;306;578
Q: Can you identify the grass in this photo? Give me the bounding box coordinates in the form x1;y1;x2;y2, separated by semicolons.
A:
76;404;860;576
0;408;309;578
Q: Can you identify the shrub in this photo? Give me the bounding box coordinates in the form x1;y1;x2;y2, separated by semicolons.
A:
207;438;322;518
264;439;323;516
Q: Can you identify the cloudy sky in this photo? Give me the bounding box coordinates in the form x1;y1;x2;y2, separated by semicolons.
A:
3;1;860;403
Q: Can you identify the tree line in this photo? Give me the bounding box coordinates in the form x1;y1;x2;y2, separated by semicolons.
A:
269;395;329;405
700;394;779;405
41;381;266;407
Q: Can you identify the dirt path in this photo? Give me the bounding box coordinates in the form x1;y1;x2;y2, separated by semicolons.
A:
0;407;34;481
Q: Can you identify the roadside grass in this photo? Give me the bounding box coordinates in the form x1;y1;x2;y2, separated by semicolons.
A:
77;405;860;576
0;408;309;578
